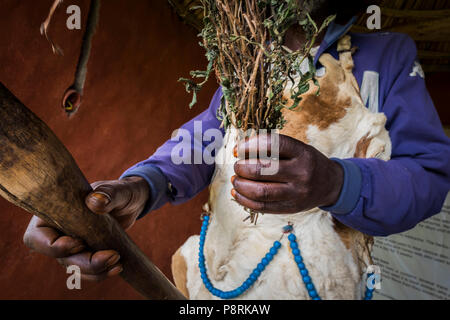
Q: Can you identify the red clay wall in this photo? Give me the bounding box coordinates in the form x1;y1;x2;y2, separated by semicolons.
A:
0;0;448;299
0;0;216;299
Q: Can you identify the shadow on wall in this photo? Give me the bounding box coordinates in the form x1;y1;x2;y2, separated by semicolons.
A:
0;0;216;299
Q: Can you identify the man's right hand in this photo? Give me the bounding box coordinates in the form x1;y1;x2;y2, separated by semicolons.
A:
23;176;150;281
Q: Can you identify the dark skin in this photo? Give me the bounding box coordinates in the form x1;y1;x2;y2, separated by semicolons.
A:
22;1;344;281
232;134;343;213
23;176;149;281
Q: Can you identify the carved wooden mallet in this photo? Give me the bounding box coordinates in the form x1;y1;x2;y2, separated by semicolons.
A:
0;82;185;300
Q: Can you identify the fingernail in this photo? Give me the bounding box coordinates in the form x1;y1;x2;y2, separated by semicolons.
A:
107;265;123;276
69;244;85;255
90;192;111;207
231;175;236;184
233;145;238;158
106;254;121;267
231;189;236;198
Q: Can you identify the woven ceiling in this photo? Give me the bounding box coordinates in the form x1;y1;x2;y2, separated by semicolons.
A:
168;0;450;72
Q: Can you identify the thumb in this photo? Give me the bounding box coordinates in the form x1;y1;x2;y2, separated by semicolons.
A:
85;182;131;215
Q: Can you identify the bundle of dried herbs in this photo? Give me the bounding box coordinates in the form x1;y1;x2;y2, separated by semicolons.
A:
180;0;335;131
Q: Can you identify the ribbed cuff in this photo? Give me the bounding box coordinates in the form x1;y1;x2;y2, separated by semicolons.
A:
319;158;363;215
120;164;170;219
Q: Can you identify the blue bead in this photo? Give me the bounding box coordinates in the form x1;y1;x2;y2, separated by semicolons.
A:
295;256;303;263
290;242;298;249
288;234;296;241
274;241;281;249
265;253;273;261
253;269;261;277
269;248;277;255
297;263;305;270
245;279;252;287
257;263;265;271
249;274;257;282
303;276;311;284
261;258;269;266
292;249;300;256
313;297;321;300
365;291;373;299
306;283;314;291
204;215;209;221
300;269;308;277
308;289;317;297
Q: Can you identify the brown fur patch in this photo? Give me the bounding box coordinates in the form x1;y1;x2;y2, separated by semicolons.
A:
332;217;374;274
171;247;189;298
280;55;351;143
332;218;353;250
354;134;372;158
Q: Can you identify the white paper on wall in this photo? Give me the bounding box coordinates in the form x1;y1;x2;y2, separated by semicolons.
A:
372;193;450;300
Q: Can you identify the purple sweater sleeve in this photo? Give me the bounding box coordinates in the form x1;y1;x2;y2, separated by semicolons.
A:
120;88;223;215
328;35;450;236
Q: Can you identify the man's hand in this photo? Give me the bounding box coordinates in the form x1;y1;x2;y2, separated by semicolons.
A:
23;176;149;281
231;134;343;214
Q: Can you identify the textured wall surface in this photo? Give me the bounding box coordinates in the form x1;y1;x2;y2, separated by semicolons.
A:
0;0;448;300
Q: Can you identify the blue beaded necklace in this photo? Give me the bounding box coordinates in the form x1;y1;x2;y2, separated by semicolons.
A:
198;214;375;300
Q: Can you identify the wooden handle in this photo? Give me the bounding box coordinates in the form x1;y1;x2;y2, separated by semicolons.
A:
0;82;186;300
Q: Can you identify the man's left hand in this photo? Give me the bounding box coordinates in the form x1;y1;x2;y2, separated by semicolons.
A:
231;134;344;214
